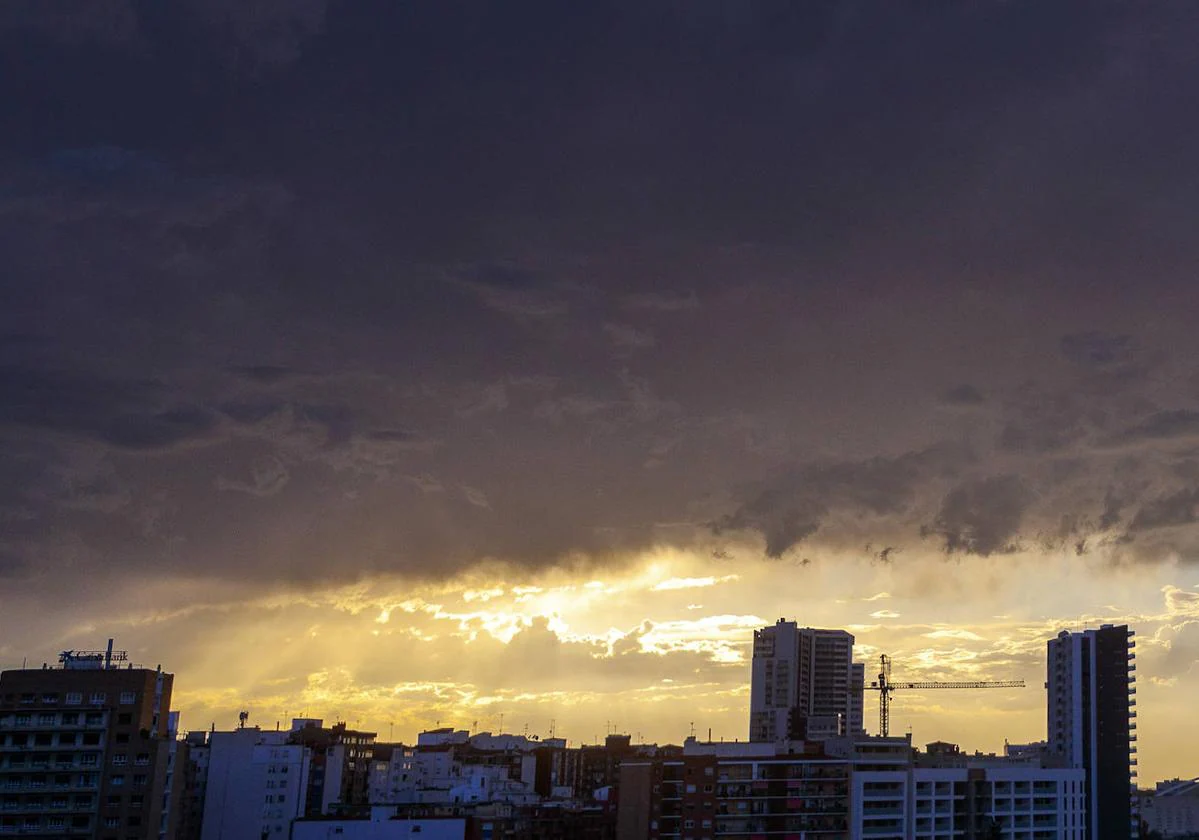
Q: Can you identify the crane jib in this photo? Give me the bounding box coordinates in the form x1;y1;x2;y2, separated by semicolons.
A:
866;654;1027;736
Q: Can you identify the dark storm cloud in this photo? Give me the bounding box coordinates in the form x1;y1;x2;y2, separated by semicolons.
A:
940;384;986;407
926;476;1033;557
2;0;1199;603
0;365;217;452
1129;488;1199;533
1101;410;1199;449
229;366;295;385
1060;332;1137;370
716;446;968;559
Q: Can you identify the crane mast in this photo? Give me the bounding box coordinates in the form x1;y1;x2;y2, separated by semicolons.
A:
868;654;1025;737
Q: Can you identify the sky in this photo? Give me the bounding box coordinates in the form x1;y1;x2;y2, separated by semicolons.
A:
1;0;1198;783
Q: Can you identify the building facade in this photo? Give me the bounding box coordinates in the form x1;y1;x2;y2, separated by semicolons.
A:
749;620;864;742
200;727;311;840
850;766;1086;840
1139;777;1199;838
0;645;176;839
1047;624;1138;840
618;742;851;840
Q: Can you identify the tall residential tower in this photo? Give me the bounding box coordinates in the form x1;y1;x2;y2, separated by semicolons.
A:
1046;624;1138;840
749;620;864;743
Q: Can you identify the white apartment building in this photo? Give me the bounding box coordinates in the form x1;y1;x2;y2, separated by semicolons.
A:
370;731;539;806
200;728;311;840
850;766;1086;840
1141;778;1199;838
750;620;864;743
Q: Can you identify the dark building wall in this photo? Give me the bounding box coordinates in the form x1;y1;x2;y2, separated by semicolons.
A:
1094;626;1133;840
0;666;174;840
615;763;652;840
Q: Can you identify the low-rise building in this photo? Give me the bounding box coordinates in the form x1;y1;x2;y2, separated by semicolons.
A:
290;719;377;816
850;766;1086;840
619;739;851;839
1140;777;1199;838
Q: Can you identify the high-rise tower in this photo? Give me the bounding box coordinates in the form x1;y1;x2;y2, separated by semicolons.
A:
749;620;864;742
1046;624;1137;840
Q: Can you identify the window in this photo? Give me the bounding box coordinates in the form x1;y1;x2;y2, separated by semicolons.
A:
65;694;82;706
134;754;149;766
112;755;127;766
42;694;59;704
111;775;125;787
61;713;78;725
89;693;106;705
132;775;146;788
119;693;136;706
117;714;132;726
105;817;121;828
38;713;56;725
14;715;30;727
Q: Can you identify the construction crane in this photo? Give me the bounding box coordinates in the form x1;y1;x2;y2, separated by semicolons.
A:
868;654;1025;737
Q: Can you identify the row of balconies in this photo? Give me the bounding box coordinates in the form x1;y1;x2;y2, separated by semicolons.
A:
0;756;100;771
0;717;106;731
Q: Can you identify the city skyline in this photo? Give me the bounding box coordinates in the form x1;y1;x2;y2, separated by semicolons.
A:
2;0;1199;810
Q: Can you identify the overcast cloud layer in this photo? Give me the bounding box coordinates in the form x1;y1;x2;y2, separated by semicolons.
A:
2;0;1199;780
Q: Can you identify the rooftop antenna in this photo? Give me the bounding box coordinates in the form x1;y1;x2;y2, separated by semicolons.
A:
238;711;249;730
689;721;696;739
499;713;504;734
105;639;114;670
549;719;555;739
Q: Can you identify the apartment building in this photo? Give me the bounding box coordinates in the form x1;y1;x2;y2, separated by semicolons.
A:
749;620;864;743
1047;624;1138;840
0;643;175;839
618;741;851;839
199;727;310;840
850;766;1086;839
